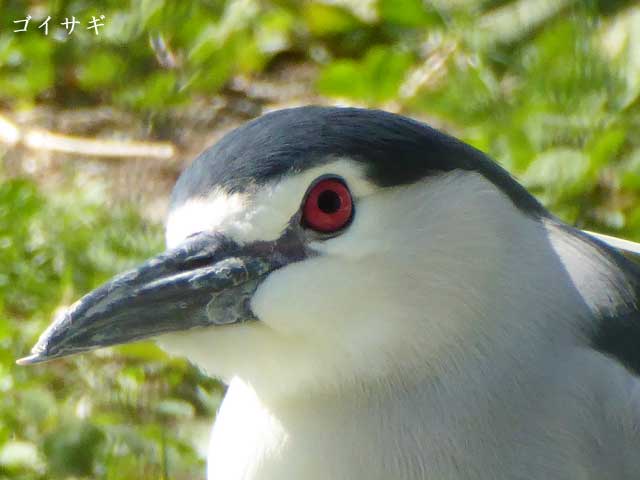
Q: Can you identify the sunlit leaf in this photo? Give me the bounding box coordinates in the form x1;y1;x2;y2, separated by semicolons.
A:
303;3;362;36
318;46;413;103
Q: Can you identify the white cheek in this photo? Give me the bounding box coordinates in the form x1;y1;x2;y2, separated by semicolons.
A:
251;258;365;337
250;172;522;364
250;255;432;350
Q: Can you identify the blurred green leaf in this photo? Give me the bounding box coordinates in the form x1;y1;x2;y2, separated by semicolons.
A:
587;127;627;171
378;0;436;27
303;3;361;36
156;399;196;419
77;52;128;91
318;46;413;103
43;421;105;477
522;148;592;199
0;440;42;472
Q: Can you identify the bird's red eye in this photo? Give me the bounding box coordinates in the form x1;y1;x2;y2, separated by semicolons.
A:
302;178;353;233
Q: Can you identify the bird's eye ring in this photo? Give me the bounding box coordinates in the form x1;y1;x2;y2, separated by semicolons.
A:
301;177;353;233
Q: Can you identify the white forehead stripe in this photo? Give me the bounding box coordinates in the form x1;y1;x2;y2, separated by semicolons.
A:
165;159;377;248
165;190;247;249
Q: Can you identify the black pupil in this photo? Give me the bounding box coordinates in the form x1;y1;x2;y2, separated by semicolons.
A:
317;189;341;214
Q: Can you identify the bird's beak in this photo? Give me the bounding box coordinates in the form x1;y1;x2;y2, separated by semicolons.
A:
17;230;306;365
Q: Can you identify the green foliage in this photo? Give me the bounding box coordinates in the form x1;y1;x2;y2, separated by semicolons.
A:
43;421;105;477
303;3;362;36
3;0;632;233
0;0;300;110
378;0;437;27
318;46;414;103
0;178;220;479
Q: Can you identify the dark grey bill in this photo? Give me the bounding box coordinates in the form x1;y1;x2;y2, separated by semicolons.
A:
18;230;306;365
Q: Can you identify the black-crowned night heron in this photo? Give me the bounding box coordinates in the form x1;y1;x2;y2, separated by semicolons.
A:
19;106;640;479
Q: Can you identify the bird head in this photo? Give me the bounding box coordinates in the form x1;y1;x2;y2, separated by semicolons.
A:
19;106;558;397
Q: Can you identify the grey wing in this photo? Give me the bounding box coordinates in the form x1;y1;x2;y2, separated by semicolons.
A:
582;230;640;376
584;230;640;260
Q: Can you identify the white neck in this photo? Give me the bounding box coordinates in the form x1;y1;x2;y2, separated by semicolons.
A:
207;220;615;479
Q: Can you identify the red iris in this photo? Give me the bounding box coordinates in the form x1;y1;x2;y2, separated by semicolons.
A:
302;178;353;233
